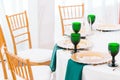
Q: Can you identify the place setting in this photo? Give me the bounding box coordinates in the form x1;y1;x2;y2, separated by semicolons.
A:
57;22;93;51
69;25;112;65
71;51;112;65
57;36;92;50
70;42;120;66
95;24;120;32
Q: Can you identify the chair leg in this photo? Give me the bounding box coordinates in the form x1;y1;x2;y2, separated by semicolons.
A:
0;53;8;79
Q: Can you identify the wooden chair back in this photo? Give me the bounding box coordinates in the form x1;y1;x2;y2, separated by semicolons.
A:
5;49;33;80
0;26;8;79
58;4;84;35
6;11;32;55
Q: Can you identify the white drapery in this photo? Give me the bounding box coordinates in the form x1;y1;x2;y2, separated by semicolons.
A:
29;0;54;49
85;0;119;24
0;0;54;53
0;0;30;53
55;0;119;24
119;1;120;24
3;0;28;14
37;0;54;49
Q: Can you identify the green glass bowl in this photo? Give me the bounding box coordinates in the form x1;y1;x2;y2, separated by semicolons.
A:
87;14;96;25
108;42;119;56
72;22;81;33
71;33;81;45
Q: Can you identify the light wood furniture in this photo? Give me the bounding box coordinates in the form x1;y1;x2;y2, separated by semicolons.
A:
58;4;84;35
0;26;8;79
5;49;51;80
6;11;32;54
6;11;52;65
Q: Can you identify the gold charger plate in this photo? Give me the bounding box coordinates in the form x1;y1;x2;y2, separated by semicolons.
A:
95;24;120;32
71;51;112;65
57;37;92;50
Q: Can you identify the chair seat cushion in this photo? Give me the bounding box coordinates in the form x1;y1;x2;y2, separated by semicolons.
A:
17;48;52;62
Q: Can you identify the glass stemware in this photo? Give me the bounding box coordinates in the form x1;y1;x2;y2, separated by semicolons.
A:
87;14;96;31
71;33;80;53
108;42;119;67
72;22;81;33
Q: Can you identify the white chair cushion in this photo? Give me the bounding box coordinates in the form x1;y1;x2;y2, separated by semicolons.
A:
18;49;52;62
32;66;51;80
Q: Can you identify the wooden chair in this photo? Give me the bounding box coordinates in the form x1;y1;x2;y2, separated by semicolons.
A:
6;11;52;65
58;4;85;36
0;26;8;79
5;49;52;80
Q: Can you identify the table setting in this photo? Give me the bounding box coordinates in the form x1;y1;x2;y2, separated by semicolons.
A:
51;14;120;80
63;21;118;80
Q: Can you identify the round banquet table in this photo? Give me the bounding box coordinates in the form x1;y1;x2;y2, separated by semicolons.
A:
56;30;120;80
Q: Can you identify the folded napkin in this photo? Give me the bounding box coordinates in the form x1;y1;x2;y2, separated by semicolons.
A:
65;59;86;80
50;44;63;72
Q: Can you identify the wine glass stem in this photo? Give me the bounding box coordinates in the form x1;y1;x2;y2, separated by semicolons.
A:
112;56;115;66
89;23;92;31
74;45;77;53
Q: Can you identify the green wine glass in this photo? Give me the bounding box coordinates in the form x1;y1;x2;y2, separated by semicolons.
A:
72;22;81;33
71;33;81;53
87;14;96;31
108;42;119;67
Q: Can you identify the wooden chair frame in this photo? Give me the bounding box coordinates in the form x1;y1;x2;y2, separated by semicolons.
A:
6;11;51;66
58;4;84;35
5;49;34;80
0;26;8;79
6;11;32;55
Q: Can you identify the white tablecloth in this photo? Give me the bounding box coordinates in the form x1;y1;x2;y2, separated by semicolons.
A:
56;31;120;80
